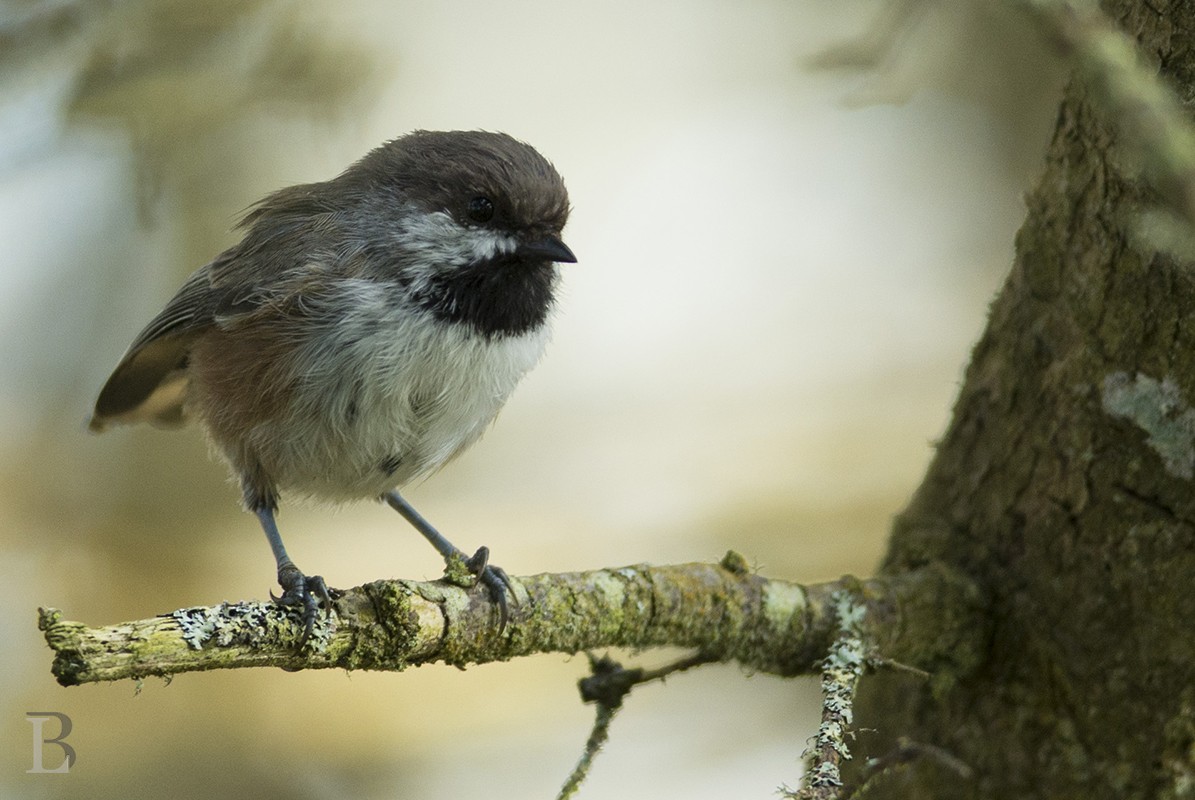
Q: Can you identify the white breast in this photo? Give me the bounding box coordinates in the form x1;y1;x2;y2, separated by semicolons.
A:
244;278;552;502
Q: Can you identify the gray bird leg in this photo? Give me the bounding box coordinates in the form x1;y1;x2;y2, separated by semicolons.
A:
383;489;512;630
253;504;331;645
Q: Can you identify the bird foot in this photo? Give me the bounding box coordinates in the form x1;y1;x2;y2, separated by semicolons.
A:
271;564;334;647
444;546;513;632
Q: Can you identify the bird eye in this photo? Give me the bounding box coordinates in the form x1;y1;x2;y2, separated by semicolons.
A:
466;196;495;223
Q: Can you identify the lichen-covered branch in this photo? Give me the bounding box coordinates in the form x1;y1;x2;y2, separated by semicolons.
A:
787;591;870;800
39;554;982;689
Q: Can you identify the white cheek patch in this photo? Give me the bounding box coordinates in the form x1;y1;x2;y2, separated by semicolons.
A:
393;209;518;272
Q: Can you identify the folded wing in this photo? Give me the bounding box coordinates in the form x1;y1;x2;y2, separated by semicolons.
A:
90;264;220;431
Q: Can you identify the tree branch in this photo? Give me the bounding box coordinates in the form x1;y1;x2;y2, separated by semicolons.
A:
788;590;870;800
39;554;982;689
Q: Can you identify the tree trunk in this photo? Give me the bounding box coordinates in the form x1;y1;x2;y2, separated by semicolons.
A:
847;3;1195;797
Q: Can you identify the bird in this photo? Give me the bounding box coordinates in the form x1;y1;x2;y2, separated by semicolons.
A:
88;130;575;640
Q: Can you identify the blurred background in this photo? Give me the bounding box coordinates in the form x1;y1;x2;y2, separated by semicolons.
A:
1;1;1063;797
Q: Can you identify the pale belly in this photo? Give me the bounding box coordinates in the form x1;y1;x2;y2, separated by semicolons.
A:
227;312;552;503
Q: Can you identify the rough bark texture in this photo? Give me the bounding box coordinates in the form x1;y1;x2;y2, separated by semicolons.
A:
847;2;1195;798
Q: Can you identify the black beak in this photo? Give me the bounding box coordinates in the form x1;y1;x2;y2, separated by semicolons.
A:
518;235;577;264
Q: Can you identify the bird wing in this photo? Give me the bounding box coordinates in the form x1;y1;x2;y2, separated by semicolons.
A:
89;259;228;431
90;189;346;431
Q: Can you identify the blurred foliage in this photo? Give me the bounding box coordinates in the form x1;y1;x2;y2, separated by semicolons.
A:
2;0;376;224
65;0;376;214
810;0;1065;179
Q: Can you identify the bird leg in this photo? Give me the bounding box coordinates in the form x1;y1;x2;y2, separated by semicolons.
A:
382;489;512;631
253;504;332;646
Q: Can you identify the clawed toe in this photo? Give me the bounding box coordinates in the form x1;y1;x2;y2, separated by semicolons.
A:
272;564;333;646
382;490;515;634
465;547;514;632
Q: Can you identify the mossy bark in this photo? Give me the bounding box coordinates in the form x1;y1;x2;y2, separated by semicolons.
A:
846;2;1195;797
42;562;980;687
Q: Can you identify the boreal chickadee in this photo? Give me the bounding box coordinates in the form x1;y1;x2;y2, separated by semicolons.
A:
89;130;575;638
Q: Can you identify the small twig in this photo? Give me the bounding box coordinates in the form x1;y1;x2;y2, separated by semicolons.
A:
558;651;718;799
557;685;619;800
868;655;931;681
849;736;973;798
580;651;717;701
